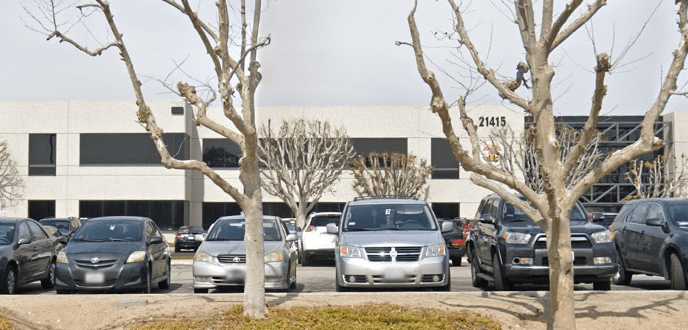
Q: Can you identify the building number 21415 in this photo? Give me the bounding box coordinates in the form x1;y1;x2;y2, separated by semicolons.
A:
478;116;507;127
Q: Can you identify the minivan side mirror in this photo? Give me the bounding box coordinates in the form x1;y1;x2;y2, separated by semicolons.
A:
646;217;664;227
326;223;338;234
441;221;455;233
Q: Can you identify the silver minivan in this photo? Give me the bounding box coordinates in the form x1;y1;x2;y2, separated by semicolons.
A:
328;198;453;291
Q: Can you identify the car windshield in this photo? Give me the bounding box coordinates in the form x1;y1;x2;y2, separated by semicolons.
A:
343;203;437;232
73;219;143;242
309;215;340;227
178;226;204;234
503;203;587;225
206;218;282;241
0;224;15;245
667;202;688;227
40;220;71;235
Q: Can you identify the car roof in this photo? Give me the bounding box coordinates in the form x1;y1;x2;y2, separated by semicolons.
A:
84;216;150;222
0;217;29;224
216;215;280;221
348;198;426;206
40;217;76;222
309;212;342;217
624;198;688;205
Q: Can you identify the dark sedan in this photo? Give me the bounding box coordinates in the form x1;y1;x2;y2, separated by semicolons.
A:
55;216;171;293
1;218;57;294
174;226;205;252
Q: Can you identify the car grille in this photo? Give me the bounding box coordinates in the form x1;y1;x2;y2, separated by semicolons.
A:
372;275;416;283
533;235;592;249
217;254;246;264
364;246;422;262
542;256;587;266
74;258;118;269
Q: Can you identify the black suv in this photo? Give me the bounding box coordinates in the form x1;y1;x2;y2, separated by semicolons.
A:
469;194;617;290
612;199;688;290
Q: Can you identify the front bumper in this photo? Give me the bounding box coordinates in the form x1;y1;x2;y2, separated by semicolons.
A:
193;261;289;290
55;262;146;292
175;240;201;249
505;264;618;282
336;256;449;288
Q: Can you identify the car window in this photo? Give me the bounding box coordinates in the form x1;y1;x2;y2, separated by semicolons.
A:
40;220;71;235
0;224;15;245
17;222;31;242
629;204;648;224
490;199;501;221
343;203;437;232
27;221;48;240
645;203;665;223
479;199;492;219
73;219;144;242
309;215;340;227
667;202;688;227
206;218;282;241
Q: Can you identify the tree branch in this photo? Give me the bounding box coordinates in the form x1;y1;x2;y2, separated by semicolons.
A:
550;0;608;50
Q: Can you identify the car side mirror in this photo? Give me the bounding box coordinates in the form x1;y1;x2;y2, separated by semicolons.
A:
286;234;297;242
17;238;30;246
646;218;664;227
326;223;338;234
149;236;164;245
441;221;455;233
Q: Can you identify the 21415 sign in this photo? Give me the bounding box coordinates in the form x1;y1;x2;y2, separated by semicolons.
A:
478;116;507;128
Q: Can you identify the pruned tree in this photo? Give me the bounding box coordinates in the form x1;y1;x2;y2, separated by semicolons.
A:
400;0;688;328
485;125;603;193
352;153;432;200
0;141;23;210
626;153;688;199
33;0;271;318
259;119;356;228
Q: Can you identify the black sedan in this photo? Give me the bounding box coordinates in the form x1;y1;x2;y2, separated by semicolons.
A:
1;218;57;294
174;226;205;252
55;216;171;293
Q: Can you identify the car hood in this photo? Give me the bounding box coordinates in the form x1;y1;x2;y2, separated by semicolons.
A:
506;222;607;235
340;230;443;247
200;240;285;255
66;241;145;259
0;245;11;258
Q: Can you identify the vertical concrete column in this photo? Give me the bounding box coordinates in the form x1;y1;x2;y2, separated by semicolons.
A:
184;102;204;227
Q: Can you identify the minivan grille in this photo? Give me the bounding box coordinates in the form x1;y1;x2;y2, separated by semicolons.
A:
365;246;422;262
217;254;246;264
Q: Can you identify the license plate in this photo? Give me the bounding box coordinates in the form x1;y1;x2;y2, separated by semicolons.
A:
85;272;105;284
384;269;405;280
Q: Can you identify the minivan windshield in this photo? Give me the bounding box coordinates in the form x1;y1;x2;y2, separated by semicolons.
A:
206;218;282;241
503;203;587;225
40;220;71;235
0;224;15;245
343;203;437;232
73;219;143;242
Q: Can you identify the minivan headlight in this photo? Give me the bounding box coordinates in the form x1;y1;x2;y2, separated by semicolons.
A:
193;251;216;264
126;251;146;264
591;230;612;244
265;251;285;263
503;232;531;244
56;251;68;264
425;244;447;257
339;246;364;258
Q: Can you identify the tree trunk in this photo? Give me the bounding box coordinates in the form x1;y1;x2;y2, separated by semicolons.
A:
295;204;308;229
546;213;576;330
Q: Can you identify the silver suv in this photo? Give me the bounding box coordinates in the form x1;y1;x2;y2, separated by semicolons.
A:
328;198;453;291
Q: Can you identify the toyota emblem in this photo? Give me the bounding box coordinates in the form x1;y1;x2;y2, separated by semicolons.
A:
233;256;240;263
90;257;100;264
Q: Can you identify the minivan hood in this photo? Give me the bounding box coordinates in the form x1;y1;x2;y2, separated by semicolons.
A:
66;241;145;258
200;240;284;255
340;230;443;247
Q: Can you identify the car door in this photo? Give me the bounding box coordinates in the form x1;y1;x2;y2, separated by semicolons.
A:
640;203;669;275
149;223;167;281
26;221;53;279
621;203;647;271
477;198;498;267
14;222;37;282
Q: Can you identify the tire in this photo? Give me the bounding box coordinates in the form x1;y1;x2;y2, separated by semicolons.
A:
301;254;310;267
669;253;687;290
434;267;451;291
174;246;180;253
451;256;462;267
492;254;512;291
471;255;487;289
614;252;633;286
41;262;56;289
1;266;17;295
593;280;611;291
158;262;171;290
143;264;152;294
193;288;208;294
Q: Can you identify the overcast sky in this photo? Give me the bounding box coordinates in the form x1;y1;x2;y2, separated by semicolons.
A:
1;0;686;115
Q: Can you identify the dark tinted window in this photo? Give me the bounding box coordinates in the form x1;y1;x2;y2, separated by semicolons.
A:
0;224;15;245
40;220;71;235
29;134;56;176
629;204;648;224
343;204;436;231
207;218;281;241
27;221;48;240
350;138;407;156
502;202;586;225
309;215;340;227
645;203;665;223
80;133;189;165
79;200;185;230
203;139;242;168
432;203;459;219
28;200;55;220
667;202;688;227
431;138;459;179
74;219;143;242
178;226;204;234
17;223;31;242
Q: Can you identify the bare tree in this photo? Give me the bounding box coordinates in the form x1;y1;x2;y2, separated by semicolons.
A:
259;119;355;228
34;0;270;318
626;153;688;199
485;125;603;193
401;0;688;328
352;153;432;200
0;141;23;210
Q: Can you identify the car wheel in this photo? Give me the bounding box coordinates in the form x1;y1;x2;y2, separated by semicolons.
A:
470;255;486;289
614;253;633;286
492;254;512;291
301;254;310;267
434;267;451;291
158;262;171;290
41;262;56;289
593;280;611;291
174;246;180;253
1;266;17;295
143;265;152;294
451;256;462;267
193;288;208;294
670;253;687;290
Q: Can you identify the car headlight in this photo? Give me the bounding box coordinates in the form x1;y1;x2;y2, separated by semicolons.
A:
425;244;447;257
339;246;364;258
56;251;68;264
193;251;216;264
126;251;147;264
265;251;285;263
591;230;612;244
503;232;532;244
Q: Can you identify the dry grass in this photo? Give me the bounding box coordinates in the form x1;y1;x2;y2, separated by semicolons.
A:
0;315;12;330
134;304;500;330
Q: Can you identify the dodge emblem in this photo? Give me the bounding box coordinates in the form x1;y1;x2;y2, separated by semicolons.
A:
233;256;240;263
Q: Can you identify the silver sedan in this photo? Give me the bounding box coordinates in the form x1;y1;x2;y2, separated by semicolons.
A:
192;216;298;293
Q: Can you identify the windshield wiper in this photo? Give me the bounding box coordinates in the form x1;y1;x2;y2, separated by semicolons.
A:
74;238;108;242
